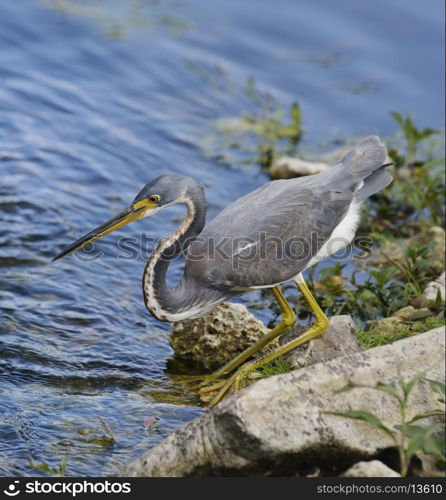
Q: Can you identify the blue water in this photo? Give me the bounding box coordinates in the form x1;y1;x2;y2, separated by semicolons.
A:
0;0;443;476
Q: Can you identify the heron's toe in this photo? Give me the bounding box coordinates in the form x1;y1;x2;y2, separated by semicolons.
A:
198;379;225;394
206;364;255;407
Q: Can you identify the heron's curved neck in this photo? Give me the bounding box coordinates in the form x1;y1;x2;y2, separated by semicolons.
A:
142;193;206;321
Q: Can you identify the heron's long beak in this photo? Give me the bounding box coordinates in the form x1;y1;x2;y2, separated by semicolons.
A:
52;199;157;261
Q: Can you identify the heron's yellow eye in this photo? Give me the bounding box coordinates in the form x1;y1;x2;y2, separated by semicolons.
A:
149;194;160;203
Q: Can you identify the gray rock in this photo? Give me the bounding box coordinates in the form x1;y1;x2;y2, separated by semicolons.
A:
392;305;433;321
124;326;445;477
365;306;433;338
269;157;330;179
341;460;400;477
280;315;362;368
365;316;405;338
423;272;445;302
169;302;270;370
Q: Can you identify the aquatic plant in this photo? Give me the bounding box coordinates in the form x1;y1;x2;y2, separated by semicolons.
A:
28;456;68;477
390;112;438;167
205;78;303;168
243;79;303;167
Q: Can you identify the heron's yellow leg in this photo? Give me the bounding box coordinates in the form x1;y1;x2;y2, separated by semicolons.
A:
199;286;295;393
207;276;329;407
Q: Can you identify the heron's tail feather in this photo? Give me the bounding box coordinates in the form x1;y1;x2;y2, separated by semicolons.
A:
340;135;387;176
355;165;393;202
322;136;392;195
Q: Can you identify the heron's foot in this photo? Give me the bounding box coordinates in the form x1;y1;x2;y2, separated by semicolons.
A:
196;373;224;389
201;361;256;407
198;380;226;404
198;378;225;392
197;374;226;403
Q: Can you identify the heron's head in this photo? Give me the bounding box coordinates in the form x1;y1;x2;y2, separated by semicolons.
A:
52;173;203;261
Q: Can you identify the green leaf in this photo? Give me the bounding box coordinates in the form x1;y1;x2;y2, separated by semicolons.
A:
406;427;428;460
396;423;423;437
400;373;424;399
418;128;436;140
277;126;298;138
423;433;445;462
405;115;415;137
334;382;357;394
31;462;52;473
29;461;59;475
391;111;404;128
426;379;445;402
401;424;446;463
331;410;395;439
374;382;404;405
59;458;67;476
407;410;445;424
290;102;301;130
406;428;430;460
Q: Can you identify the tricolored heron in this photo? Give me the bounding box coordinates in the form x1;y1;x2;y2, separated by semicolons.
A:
53;136;392;405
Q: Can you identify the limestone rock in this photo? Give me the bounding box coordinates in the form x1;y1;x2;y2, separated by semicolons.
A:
365;316;405;338
365;305;433;338
269;157;330;179
393;306;433;321
341;460;400;477
280;315;362;368
169;302;269;370
423;272;445;302
124;327;445;477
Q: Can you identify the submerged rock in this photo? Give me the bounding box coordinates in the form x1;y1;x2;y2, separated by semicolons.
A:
124;327;444;477
423;272;445;302
280;315;362;368
269;157;330;179
341;460;400;477
169;302;269;371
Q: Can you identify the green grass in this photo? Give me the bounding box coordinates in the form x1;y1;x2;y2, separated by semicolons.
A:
255;356;294;377
357;316;446;350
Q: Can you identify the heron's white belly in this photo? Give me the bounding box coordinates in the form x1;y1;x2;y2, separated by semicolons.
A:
306;201;361;267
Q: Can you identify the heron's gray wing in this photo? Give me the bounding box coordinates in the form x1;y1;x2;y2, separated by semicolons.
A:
185;179;354;289
185;135;389;290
